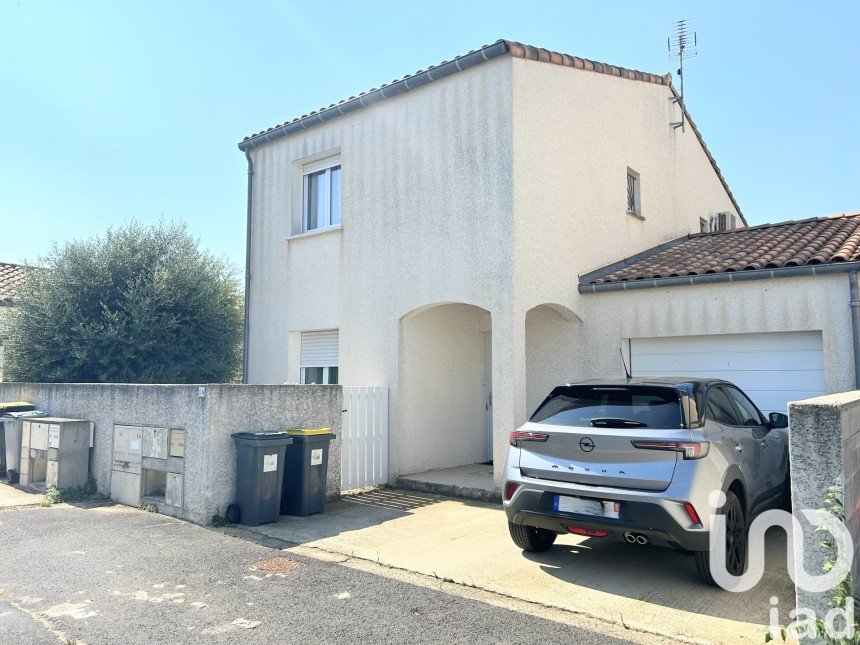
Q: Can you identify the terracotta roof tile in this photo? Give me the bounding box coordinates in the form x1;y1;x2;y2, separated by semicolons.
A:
0;262;26;304
583;212;860;285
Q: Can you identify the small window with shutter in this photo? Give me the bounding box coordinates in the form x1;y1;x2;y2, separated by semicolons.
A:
300;330;339;384
626;169;641;217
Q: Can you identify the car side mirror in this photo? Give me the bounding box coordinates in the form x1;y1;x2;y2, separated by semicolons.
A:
768;412;788;429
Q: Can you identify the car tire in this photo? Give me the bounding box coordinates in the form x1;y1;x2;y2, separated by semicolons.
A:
508;522;557;552
694;490;747;587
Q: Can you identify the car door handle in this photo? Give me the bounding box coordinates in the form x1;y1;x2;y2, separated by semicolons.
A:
734;443;744;453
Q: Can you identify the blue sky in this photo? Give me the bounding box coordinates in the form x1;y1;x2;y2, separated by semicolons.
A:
2;1;858;271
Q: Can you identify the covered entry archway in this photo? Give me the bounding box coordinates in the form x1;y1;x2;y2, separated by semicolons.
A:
397;303;492;478
525;303;582;417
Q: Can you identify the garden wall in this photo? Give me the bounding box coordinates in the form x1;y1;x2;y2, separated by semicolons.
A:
0;383;342;524
789;391;860;615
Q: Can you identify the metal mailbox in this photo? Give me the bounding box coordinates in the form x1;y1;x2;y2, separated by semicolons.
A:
21;418;90;489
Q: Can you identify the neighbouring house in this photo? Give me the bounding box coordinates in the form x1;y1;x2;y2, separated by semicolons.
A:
0;262;26;381
238;39;856;491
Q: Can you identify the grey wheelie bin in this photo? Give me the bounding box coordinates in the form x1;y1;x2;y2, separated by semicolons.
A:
1;403;41;484
231;431;293;526
281;428;335;516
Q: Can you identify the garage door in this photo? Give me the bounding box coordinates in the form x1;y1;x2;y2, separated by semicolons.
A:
629;331;825;415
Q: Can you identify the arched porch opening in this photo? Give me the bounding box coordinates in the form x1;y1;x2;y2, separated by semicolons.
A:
397;302;493;477
525;303;583;417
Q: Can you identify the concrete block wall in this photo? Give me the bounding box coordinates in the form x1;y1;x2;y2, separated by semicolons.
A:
0;383;342;525
788;391;860;615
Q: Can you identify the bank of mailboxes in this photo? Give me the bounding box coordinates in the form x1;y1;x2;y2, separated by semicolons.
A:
110;424;185;513
20;418;91;489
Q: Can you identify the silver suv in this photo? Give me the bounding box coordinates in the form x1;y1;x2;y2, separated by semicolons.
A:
503;378;789;586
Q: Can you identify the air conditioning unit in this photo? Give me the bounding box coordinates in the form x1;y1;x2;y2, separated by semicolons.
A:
710;212;736;232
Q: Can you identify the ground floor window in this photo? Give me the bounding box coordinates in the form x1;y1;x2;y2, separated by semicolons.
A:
299;329;339;385
301;366;338;385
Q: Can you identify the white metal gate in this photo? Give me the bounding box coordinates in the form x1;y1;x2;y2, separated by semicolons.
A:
341;386;389;490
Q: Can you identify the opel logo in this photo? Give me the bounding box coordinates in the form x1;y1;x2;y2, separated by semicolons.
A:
579;437;595;452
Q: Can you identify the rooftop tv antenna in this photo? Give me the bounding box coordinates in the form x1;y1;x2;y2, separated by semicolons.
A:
668;19;697;132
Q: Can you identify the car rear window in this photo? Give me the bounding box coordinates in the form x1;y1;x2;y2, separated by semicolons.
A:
530;386;685;428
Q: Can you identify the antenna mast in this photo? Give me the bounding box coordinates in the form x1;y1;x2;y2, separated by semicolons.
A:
668;19;697;132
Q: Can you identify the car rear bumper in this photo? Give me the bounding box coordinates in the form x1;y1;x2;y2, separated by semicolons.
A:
505;487;709;552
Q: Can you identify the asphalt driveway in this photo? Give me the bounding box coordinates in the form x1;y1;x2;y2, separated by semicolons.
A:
0;503;655;644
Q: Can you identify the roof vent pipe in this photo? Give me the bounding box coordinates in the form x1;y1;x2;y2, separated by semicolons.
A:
850;272;860;389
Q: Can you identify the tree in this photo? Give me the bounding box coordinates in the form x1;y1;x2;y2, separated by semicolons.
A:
2;221;243;383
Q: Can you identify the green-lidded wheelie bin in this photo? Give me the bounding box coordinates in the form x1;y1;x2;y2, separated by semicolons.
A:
281;428;335;516
231;431;293;526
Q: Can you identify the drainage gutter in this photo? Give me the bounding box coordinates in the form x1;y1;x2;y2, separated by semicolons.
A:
850;272;860;389
579;261;860;294
242;149;253;383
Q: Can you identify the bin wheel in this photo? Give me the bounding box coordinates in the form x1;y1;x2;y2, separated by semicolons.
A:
6;469;19;485
226;503;241;524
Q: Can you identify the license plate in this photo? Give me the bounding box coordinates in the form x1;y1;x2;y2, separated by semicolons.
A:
554;495;603;516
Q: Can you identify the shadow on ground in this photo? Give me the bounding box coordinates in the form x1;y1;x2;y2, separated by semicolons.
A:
233;487;446;545
522;524;794;623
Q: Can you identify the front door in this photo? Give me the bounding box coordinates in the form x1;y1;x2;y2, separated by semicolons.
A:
483;331;493;463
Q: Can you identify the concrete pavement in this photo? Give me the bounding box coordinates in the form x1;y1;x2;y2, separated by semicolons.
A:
237;487;796;644
0;481;43;509
0;503;662;644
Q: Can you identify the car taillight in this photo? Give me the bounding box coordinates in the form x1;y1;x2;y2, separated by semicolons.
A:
630;440;710;459
568;527;608;537
509;431;549;447
684;502;702;526
504;481;519;501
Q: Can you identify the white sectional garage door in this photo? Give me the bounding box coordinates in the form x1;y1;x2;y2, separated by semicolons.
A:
630;331;825;415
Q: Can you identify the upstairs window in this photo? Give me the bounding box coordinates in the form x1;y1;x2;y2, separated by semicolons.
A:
303;158;341;232
626;169;641;216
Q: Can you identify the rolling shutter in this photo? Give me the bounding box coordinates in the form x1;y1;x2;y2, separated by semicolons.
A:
300;330;339;367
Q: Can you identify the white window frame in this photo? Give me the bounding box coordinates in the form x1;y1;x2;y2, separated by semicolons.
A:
302;156;341;233
626;168;642;218
300;366;337;385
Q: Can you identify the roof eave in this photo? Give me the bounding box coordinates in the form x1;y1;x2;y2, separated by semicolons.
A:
578;260;860;294
238;40;743;226
238;41;511;152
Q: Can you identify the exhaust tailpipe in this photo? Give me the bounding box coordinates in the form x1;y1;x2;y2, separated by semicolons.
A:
624;532;649;545
635;535;649;545
624;532;636;543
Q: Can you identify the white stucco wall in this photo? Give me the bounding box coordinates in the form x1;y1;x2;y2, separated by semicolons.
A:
510;55;739;319
246;57;515;481
246;52;770;488
577;273;855;396
506;57;742;468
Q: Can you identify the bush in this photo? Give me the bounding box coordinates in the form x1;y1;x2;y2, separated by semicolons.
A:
2;220;243;383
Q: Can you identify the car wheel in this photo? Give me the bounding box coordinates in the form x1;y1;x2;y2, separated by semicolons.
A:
694;490;747;587
508;522;557;552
